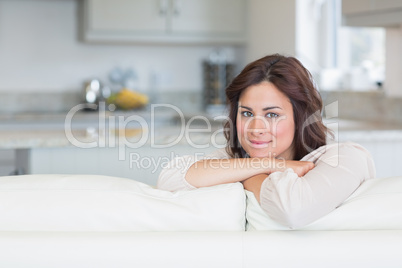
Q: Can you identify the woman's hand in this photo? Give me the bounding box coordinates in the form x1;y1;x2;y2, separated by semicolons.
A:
286;160;315;177
242;160;315;202
271;159;315;177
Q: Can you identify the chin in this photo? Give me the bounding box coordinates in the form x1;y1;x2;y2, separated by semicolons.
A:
247;149;273;158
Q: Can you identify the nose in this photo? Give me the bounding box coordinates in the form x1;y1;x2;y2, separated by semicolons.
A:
248;117;269;135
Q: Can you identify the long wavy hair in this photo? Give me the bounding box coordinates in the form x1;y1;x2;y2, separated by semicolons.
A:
224;54;331;160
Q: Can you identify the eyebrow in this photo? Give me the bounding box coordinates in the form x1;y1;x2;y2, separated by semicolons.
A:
239;105;282;111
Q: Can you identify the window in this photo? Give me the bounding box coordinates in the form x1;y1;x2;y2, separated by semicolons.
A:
337;24;385;91
296;0;385;91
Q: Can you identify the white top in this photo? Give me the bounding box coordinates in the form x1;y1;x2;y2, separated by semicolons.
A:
157;142;376;228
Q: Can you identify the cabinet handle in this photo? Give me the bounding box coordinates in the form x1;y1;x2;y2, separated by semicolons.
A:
159;0;168;15
172;0;181;16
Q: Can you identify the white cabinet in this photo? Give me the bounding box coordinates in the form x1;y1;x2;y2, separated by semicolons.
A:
0;150;15;176
82;0;246;44
84;0;166;34
342;0;402;27
15;145;217;186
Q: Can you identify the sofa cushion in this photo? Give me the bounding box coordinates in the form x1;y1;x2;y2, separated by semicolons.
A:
246;176;402;230
0;174;246;231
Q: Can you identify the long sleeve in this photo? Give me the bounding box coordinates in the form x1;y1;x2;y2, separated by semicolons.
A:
156;149;229;192
259;142;376;229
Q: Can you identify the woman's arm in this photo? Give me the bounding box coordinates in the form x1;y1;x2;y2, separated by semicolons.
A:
187;158;315;188
242;174;267;202
242;160;314;202
251;143;376;229
185;157;281;188
157;149;314;192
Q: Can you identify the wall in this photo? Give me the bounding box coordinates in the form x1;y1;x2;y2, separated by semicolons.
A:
296;0;321;74
0;0;243;102
245;0;296;62
245;0;328;73
385;26;402;97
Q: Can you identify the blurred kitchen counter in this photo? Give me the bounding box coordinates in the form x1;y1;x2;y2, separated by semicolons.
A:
1;113;402;179
0;109;225;149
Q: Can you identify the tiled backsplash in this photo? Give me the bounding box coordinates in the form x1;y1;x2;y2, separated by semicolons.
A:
1;90;401;125
321;90;402;125
0;92;82;114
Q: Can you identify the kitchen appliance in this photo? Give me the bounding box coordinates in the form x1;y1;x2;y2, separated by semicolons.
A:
83;79;111;110
202;52;235;112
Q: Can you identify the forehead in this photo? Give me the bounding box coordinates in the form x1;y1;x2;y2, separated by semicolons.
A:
239;82;290;107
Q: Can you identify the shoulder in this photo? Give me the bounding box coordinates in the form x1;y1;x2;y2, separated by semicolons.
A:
302;142;376;179
301;142;370;161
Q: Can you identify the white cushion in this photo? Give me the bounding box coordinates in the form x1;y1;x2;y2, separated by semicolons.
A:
0;174;246;231
246;176;402;230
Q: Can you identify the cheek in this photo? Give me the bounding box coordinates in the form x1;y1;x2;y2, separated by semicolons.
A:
275;119;295;141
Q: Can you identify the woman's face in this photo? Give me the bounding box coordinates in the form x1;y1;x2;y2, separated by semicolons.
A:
236;81;295;159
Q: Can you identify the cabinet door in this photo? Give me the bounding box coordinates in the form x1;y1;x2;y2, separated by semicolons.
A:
372;0;402;11
171;0;245;36
85;0;166;36
342;0;402;27
342;0;402;15
83;0;246;44
341;0;372;15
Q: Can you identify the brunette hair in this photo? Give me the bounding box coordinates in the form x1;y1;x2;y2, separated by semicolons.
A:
224;54;331;160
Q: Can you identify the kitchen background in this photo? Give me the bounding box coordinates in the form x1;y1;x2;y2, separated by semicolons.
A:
1;0;402;184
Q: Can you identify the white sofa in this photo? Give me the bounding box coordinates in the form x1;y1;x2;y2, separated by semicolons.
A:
0;174;402;268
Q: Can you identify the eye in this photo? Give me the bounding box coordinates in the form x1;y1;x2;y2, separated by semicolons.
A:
266;112;279;118
241;111;253;117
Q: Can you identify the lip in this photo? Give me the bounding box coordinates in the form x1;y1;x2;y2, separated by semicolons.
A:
248;140;271;148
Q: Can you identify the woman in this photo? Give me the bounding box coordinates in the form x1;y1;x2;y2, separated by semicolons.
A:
157;54;376;229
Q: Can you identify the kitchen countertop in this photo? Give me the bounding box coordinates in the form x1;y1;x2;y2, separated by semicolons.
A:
0;110;226;149
1;111;402;149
